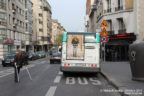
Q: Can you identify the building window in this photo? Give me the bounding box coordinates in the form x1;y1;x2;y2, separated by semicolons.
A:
0;13;5;19
38;37;41;40
39;13;42;17
115;0;123;11
0;29;5;35
39;20;43;24
118;0;123;7
39;28;43;32
107;0;111;11
39;6;43;9
117;18;126;34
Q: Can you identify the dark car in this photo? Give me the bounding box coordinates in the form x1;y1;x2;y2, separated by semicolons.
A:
50;51;62;64
28;52;38;60
2;53;17;67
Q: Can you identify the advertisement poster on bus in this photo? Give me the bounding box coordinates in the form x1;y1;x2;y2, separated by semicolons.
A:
67;34;84;60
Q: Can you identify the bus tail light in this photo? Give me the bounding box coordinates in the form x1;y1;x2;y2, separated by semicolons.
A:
95;64;97;67
91;64;97;67
91;64;93;67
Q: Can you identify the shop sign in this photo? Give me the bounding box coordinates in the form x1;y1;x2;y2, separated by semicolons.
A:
3;40;14;45
14;40;21;45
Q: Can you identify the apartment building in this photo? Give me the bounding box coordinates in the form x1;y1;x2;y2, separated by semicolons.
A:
0;0;6;58
25;0;33;52
31;0;52;52
0;0;26;59
134;0;144;43
86;0;136;61
51;19;66;45
85;0;95;32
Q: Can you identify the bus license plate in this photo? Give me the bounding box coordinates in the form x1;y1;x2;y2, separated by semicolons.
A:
75;64;86;67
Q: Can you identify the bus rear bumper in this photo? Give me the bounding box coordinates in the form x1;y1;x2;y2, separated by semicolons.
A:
60;66;100;73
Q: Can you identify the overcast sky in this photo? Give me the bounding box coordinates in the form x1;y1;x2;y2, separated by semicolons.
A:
48;0;86;32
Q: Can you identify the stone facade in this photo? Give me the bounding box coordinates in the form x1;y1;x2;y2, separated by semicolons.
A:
134;0;144;43
85;0;136;61
51;19;66;44
31;0;52;52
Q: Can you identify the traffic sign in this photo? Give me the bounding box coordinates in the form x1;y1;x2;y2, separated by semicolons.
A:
100;36;109;43
100;27;108;36
100;20;109;28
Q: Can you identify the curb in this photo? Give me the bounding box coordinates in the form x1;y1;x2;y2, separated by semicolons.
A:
100;71;130;96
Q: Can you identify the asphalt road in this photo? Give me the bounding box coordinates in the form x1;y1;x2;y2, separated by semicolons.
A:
0;58;121;96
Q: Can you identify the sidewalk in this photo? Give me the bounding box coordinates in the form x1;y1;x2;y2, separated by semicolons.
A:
101;61;144;96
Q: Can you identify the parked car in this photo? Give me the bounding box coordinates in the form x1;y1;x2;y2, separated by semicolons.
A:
50;51;62;64
2;52;17;67
28;52;39;60
36;51;46;58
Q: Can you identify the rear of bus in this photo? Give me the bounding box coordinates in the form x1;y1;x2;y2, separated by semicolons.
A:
61;32;100;73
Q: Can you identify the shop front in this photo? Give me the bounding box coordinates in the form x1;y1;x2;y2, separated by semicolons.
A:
104;33;136;61
14;40;21;51
3;40;14;53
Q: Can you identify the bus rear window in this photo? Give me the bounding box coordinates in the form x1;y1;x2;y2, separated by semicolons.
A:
85;35;96;43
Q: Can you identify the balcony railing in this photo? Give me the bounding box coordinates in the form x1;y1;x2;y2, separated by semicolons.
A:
118;29;126;34
104;8;111;13
0;2;6;10
0;19;6;26
115;6;123;11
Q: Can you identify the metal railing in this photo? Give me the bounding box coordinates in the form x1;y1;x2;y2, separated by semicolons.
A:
0;19;6;26
115;6;123;11
118;29;126;34
104;8;111;13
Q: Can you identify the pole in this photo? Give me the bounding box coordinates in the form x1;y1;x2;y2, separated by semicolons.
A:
104;43;106;62
14;63;20;83
25;66;33;80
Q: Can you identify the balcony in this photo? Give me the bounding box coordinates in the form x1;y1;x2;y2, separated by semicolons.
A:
12;8;16;15
104;8;111;13
118;29;126;34
0;2;6;10
115;6;123;11
0;19;6;26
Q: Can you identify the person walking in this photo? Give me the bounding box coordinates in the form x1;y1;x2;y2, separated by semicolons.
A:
14;49;23;83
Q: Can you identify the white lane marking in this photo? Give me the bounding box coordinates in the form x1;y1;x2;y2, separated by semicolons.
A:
41;61;46;64
78;77;88;85
0;71;4;74
0;64;35;78
89;78;102;85
58;71;63;75
66;77;75;85
45;86;57;96
54;76;62;83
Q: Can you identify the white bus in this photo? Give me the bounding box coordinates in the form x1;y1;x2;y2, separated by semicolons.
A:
61;32;100;74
